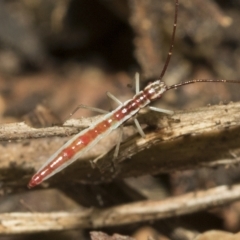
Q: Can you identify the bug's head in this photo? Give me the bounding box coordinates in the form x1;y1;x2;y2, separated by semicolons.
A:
144;80;167;101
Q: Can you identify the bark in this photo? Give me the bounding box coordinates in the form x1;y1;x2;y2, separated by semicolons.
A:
1;102;240;190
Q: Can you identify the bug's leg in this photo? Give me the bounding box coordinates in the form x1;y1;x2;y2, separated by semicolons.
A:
70;104;108;118
106;91;122;105
63;104;109;125
66;89;124;123
90;152;106;169
110;133;122;176
90;127;123;171
135;72;140;94
68;86;125;122
112;125;123;161
148;106;174;115
133;118;145;138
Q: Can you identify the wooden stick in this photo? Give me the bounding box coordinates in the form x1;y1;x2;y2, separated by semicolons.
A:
1;102;240;188
1;184;240;234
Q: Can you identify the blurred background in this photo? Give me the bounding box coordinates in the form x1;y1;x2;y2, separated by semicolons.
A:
1;0;240;123
1;0;240;239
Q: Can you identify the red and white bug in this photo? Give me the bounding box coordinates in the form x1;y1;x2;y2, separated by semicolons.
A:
28;0;240;188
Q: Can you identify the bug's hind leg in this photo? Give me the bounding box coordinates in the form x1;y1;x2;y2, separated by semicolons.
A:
66;84;127;121
113;125;124;161
63;104;110;127
65;104;109;122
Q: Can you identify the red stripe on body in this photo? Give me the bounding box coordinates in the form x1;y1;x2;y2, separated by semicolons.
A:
28;118;113;188
29;95;149;188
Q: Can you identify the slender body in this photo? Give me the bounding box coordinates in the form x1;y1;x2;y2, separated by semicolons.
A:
28;81;167;188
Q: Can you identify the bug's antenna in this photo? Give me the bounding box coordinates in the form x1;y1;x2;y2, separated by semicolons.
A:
159;0;179;80
167;79;240;91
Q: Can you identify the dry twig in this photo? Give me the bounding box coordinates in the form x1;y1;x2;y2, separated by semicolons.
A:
1;102;240;189
0;184;240;234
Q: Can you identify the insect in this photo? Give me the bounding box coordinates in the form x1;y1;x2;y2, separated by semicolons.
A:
28;0;240;188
